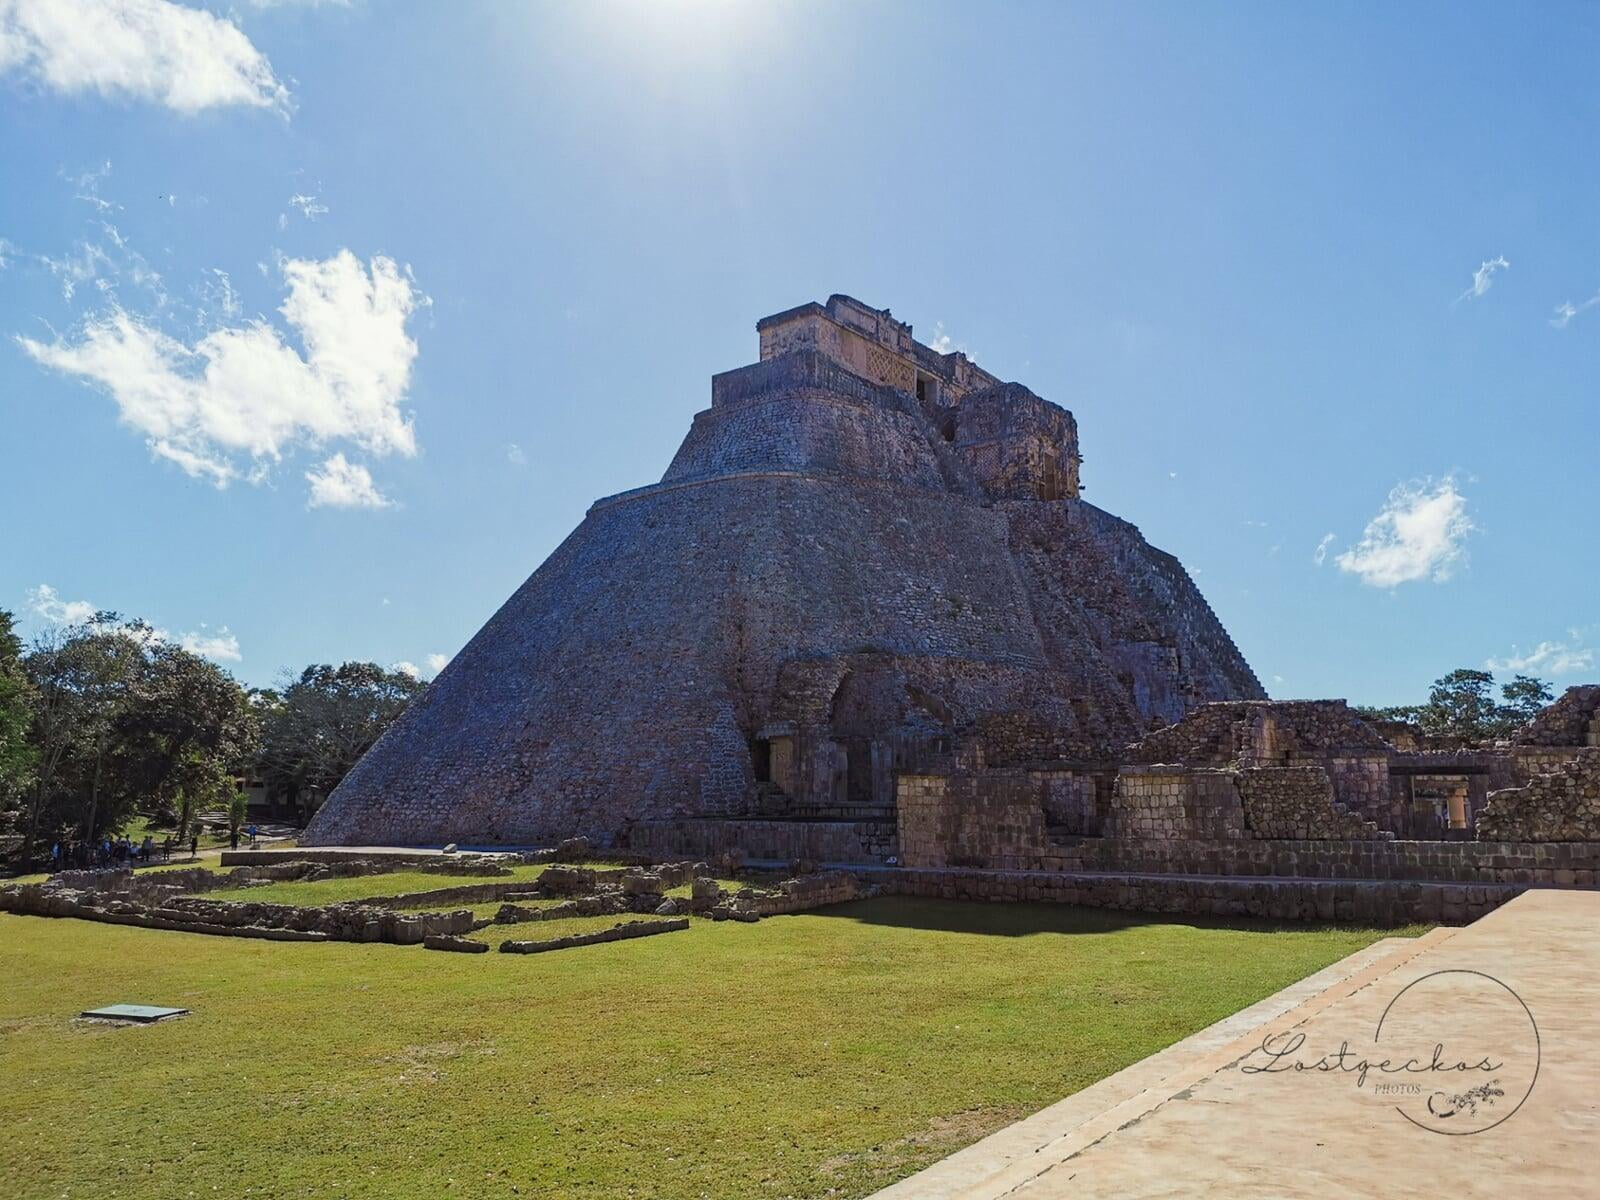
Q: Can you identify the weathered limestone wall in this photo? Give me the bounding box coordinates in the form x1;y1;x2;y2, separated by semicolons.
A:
617;818;895;864
1477;749;1600;841
1107;766;1246;840
1236;766;1389;840
1127;700;1390;766
865;866;1514;928
1514;685;1600;747
0;884;474;944
952;383;1080;501
1047;835;1600;885
897;772;1048;870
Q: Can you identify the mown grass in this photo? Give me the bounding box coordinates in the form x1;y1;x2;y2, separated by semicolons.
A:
186;864;554;907
0;899;1411;1200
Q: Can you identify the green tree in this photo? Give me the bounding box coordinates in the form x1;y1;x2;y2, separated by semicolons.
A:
0;610;35;812
228;787;249;841
1363;668;1557;746
1499;674;1554;728
1420;668;1500;741
18;616;256;860
257;663;424;821
112;639;259;829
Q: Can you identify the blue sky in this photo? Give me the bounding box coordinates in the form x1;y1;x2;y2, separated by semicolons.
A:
1;0;1596;703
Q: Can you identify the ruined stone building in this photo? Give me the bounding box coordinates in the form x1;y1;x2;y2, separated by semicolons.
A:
306;295;1264;849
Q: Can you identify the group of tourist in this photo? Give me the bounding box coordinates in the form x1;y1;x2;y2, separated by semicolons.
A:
47;832;200;873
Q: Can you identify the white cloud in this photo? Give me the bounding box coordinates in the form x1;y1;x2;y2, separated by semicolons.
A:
306;452;390;509
1313;532;1336;566
506;441;526;465
393;652;447;681
27;584;241;662
180;626;241;662
1487;638;1595;677
1333;478;1473;588
1458;255;1509;303
1551;292;1600;329
926;321;969;357
0;0;289;113
20;249;424;502
26;583;97;625
288;192;328;220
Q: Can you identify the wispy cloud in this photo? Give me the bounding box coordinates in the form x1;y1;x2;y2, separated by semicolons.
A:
392;651;449;681
20;249;426;505
180;626;242;662
0;0;289;114
1313;533;1336;566
506;442;526;466
27;584;242;662
288;192;327;220
1333;478;1473;588
927;321;968;356
26;583;98;625
1486;636;1595;677
1457;255;1509;304
1551;292;1600;329
306;452;391;510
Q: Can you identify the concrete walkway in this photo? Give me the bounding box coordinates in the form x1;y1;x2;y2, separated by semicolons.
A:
872;889;1595;1200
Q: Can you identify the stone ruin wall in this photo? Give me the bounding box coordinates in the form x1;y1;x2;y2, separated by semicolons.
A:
897;772;1048;870
1234;766;1390;840
1477;749;1600;842
1512;685;1600;748
1106;767;1248;840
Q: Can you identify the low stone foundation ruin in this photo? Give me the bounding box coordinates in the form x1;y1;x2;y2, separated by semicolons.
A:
0;882;475;944
500;918;690;954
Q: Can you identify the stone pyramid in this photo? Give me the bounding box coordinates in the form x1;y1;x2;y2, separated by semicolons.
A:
305;296;1263;848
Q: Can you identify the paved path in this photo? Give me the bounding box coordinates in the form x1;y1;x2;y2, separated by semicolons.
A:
873;889;1596;1199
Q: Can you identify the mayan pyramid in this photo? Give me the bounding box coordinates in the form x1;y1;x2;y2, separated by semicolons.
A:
305;295;1263;847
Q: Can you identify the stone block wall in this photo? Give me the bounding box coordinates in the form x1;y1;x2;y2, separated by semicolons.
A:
617;818;894;864
1477;749;1600;841
1513;685;1600;747
1107;766;1246;840
897;772;1047;869
1236;766;1389;840
1045;835;1600;885
865;866;1514;928
1317;753;1393;826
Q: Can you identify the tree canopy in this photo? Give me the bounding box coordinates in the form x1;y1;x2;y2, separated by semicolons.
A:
17;616;257;856
1357;668;1554;744
256;662;424;820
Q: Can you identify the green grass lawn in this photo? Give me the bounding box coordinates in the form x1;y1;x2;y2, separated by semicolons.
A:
187;864;554;907
0;900;1413;1200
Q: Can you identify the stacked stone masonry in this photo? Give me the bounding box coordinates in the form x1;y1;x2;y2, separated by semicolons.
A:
1234;766;1392;841
1477;749;1600;842
863;867;1516;928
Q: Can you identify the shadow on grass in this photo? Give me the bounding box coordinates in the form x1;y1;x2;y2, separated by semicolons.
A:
809;895;1413;939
